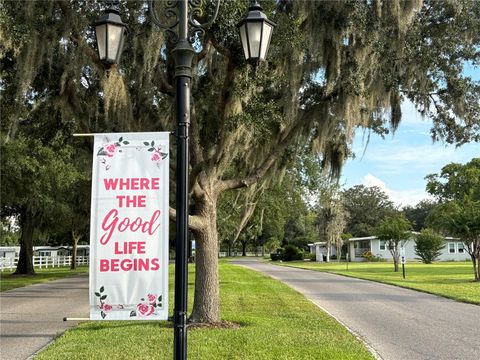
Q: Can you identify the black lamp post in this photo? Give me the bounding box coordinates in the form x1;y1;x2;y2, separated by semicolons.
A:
94;1;273;360
94;1;127;69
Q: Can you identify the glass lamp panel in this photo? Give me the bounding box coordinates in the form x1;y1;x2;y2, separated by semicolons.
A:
246;21;262;59
239;24;249;59
259;23;273;60
116;29;125;64
106;23;123;62
95;24;106;60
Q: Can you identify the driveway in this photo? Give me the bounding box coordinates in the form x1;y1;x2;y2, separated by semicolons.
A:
0;274;89;360
232;259;480;360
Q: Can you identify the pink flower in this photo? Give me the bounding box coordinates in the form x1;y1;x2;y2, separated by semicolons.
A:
101;303;112;312
104;142;117;157
151;152;161;162
137;303;154;317
147;294;157;305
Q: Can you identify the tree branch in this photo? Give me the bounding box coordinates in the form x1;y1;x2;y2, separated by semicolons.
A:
56;0;104;71
219;118;305;191
169;207;207;232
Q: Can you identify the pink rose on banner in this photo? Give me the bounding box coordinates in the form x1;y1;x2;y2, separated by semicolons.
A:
151;152;161;162
101;303;112;312
104;142;117;157
147;294;157;305
137;303;155;317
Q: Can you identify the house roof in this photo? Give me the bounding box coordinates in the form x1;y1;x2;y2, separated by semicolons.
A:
348;234;461;242
348;236;377;242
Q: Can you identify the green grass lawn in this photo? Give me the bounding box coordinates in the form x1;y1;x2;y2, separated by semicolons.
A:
279;261;480;304
0;266;89;292
36;262;374;360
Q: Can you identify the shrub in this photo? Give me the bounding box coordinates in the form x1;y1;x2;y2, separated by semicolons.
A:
362;250;374;261
282;245;303;261
270;249;284;261
370;254;384;262
309;253;316;261
415;229;445;264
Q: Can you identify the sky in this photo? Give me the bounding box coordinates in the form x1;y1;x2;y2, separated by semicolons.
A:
340;103;479;208
340;64;479;208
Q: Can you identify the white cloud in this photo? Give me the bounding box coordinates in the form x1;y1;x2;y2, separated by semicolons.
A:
361;174;431;208
362;173;389;192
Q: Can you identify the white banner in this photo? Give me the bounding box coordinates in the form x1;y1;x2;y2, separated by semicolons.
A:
89;132;169;320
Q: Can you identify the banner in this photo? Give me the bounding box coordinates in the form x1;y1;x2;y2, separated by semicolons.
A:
89;132;169;320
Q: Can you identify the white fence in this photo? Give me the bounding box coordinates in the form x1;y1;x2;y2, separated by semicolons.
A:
0;256;89;272
218;251;266;257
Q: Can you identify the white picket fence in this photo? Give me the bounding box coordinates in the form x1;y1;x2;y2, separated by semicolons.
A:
0;256;89;272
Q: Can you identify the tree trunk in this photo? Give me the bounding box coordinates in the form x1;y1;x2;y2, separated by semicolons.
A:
326;243;330;262
471;254;479;281
70;230;82;270
393;256;399;272
242;241;247;257
190;193;220;324
390;245;399;272
14;214;35;275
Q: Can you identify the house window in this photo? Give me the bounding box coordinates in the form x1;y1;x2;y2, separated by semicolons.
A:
448;243;456;254
379;241;386;251
457;242;465;254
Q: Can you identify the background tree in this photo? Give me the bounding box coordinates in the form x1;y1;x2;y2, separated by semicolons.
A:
402;200;437;231
67;162;90;270
375;215;412;272
426;158;480;281
342;185;397;237
1;136;83;274
0;219;19;246
316;187;347;262
414;228;445;263
2;0;480;322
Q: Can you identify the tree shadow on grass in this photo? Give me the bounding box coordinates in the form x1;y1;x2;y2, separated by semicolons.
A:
77;321;172;332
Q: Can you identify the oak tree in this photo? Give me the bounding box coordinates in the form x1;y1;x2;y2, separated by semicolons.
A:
1;0;479;321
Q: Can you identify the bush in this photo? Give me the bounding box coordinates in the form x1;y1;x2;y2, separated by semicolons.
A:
282;245;303;261
309;253;316;261
415;229;445;264
270;249;284;261
362;251;383;262
362;250;374;261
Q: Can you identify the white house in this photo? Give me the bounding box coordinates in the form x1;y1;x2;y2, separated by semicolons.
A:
308;242;339;262
0;247;17;259
0;245;90;258
347;235;471;262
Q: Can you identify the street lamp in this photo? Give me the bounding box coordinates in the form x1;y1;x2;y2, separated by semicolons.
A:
94;1;273;360
237;1;275;64
93;2;127;69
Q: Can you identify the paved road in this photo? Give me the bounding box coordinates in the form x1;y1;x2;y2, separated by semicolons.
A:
233;259;480;360
0;274;89;360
